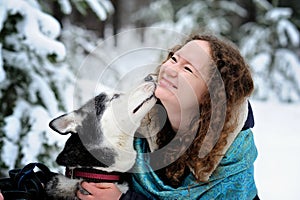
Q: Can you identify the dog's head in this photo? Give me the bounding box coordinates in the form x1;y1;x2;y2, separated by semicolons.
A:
49;75;157;172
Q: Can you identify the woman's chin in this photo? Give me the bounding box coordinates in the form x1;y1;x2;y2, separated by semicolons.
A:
155;86;175;101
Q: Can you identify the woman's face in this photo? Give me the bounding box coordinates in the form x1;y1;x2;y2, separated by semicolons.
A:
155;40;212;112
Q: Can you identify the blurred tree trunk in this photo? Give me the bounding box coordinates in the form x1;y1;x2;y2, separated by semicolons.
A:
70;6;106;38
112;0;120;46
50;1;106;38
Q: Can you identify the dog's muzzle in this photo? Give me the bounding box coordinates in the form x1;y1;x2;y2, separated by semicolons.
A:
144;74;157;82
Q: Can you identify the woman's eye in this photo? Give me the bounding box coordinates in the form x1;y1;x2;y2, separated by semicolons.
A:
171;56;177;62
184;66;193;73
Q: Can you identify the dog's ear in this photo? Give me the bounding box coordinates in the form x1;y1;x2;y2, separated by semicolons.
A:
49;112;81;135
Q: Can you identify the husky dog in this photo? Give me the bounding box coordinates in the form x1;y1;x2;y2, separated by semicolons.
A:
45;75;157;199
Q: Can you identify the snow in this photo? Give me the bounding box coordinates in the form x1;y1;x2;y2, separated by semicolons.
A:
2;100;29;168
2;139;18;170
219;1;247;17
0;1;6;31
0;44;5;82
22;106;55;163
3;100;28;142
253;0;272;10
6;0;66;61
0;0;76;172
252;100;300;200
264;6;300;48
28;73;59;116
277;19;300;47
266;7;292;21
3;116;21;143
86;0;114;21
58;0;72;15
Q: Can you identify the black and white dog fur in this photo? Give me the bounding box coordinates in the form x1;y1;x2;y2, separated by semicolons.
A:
45;76;157;199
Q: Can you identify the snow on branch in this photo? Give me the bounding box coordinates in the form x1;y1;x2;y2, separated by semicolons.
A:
0;44;5;82
28;73;59;116
4;0;66;61
85;0;114;21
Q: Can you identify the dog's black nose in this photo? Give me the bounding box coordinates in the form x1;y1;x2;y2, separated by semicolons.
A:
144;74;154;82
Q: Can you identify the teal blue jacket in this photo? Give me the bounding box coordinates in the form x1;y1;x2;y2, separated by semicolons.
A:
130;129;258;200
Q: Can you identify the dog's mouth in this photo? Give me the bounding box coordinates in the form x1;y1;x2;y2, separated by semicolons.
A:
133;94;155;114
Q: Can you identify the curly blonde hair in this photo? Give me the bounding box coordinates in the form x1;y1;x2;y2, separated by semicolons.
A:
155;34;254;186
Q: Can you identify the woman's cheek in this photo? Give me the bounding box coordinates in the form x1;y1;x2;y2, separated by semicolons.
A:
155;85;174;100
154;85;164;99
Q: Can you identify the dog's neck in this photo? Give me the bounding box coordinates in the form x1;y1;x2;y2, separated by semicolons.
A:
101;106;138;151
97;106;138;172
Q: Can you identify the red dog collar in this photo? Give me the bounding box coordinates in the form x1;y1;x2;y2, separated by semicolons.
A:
65;167;121;182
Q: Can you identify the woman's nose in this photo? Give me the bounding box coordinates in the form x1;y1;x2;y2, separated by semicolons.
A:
164;64;178;77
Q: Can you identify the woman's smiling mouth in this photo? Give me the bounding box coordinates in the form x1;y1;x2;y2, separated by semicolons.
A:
159;77;177;89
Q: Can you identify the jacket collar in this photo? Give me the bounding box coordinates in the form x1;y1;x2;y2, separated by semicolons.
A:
139;100;253;181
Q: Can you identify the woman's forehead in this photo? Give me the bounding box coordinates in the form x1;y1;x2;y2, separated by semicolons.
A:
176;40;211;71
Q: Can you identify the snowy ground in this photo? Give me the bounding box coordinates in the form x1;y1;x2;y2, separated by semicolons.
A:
252;100;300;200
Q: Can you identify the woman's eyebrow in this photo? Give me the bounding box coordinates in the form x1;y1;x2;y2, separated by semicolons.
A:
176;52;194;66
176;52;204;76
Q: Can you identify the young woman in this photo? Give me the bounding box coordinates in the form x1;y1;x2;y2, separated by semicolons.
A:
77;34;259;200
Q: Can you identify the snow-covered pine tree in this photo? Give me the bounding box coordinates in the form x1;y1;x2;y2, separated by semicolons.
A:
54;0;114;21
134;0;247;37
0;0;74;176
239;0;300;102
174;0;247;36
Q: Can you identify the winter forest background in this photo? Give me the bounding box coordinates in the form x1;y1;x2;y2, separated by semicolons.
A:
1;0;300;199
